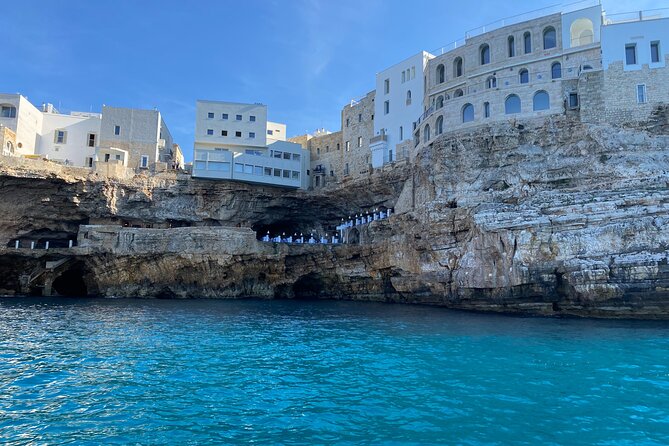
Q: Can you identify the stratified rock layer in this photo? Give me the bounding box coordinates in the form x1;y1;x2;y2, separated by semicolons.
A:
2;115;669;318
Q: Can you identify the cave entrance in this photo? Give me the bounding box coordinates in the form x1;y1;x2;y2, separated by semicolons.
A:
52;263;90;297
292;273;327;300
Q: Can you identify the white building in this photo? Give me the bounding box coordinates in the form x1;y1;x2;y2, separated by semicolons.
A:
38;106;101;167
0;94;43;156
370;51;434;168
192;100;310;189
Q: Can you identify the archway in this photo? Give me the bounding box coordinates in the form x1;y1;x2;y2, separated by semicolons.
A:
52;263;90;296
348;228;360;244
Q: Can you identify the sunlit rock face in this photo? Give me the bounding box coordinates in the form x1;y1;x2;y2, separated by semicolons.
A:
2;111;669;318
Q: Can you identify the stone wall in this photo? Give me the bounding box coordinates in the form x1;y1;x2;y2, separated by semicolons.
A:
308;131;343;189
342;91;374;178
0;126;16;156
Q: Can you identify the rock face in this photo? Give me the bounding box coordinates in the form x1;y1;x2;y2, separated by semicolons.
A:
2;114;669;318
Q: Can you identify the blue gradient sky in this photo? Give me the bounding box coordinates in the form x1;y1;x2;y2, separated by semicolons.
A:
2;0;660;160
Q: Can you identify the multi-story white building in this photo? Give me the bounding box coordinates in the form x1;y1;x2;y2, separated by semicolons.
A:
370;51;434;168
192;100;310;189
38;105;101;167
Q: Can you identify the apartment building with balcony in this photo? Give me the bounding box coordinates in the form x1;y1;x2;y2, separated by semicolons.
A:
192;100;310;189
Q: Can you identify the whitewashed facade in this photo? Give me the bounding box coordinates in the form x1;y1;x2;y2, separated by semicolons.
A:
192;100;310;189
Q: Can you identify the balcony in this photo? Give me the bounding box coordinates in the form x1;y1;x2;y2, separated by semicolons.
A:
370;134;387;145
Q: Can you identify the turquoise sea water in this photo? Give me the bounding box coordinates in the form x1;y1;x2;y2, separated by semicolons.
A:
0;298;668;445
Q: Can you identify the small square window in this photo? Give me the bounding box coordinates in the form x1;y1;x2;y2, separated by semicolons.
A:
222;130;228;136
54;130;67;144
235;131;242;137
114;125;120;135
250;116;256;122
222;113;228;120
236;114;242;121
267;130;273;135
207;112;214;119
249;132;255;138
207;129;214;135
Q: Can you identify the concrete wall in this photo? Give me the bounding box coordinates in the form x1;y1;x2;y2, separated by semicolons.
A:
99;106;161;169
602;18;669;70
267;121;287;143
38;112;101;167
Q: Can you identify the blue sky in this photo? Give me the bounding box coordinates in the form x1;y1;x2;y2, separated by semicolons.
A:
2;0;661;160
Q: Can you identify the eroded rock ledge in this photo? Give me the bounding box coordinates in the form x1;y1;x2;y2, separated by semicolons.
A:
2;114;669;318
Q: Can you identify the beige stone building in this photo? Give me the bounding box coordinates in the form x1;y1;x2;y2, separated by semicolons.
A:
0;125;16;156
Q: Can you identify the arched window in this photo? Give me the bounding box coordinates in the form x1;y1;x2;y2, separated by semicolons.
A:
519;69;529;84
551;62;562;79
406;90;412;105
508;36;515;57
524;32;532;54
454;57;463;78
436;116;443;135
533;90;550;111
0;105;17;118
505;95;521;114
436;95;444;109
543;27;557;50
480;44;490;65
437;64;445;84
486;76;497;89
484;102;491;118
423;124;431;143
454;89;464;97
462;103;474;123
570;18;594;47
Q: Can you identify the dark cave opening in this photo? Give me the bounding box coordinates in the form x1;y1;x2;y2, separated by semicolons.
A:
292;274;327;300
52;264;90;297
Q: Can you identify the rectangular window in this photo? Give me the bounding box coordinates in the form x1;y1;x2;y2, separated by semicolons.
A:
283;170;290;178
358;113;362;122
625;44;637;65
264;167;272;176
345;141;350;151
283;152;291;160
236;114;242;121
244;164;253;174
254;166;263;175
267;129;274;135
569;92;579;109
234;163;244;173
207;129;214;135
114;125;120;135
273;151;282;159
384;78;390;94
292;153;301;161
222;113;228;120
54;130;67;144
209;161;230;172
250;115;256;122
235;131;242;137
273;168;281;177
115;154;121;161
221;130;228;136
399;126;403;140
637;84;647;104
245;149;263;156
651;41;660;63
346;118;349;127
249;132;255;138
208;112;214;119
104;154;110;162
357;136;362;147
87;133;96;147
411;66;415;79
292;171;300;180
194;160;206;170
86;157;93;167
384;101;390;114
337;143;340;150
401;71;406;83
1;106;16;118
140;155;149;168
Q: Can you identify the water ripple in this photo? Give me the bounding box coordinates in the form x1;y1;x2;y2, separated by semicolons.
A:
1;298;668;445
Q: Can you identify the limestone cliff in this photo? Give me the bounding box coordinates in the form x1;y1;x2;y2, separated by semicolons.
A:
2;113;669;318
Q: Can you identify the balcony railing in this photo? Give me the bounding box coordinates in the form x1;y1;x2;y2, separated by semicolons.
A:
605;8;669;24
370;134;387;145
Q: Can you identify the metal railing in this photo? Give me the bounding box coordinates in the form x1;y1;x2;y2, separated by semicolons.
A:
430;0;601;55
604;8;669;24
